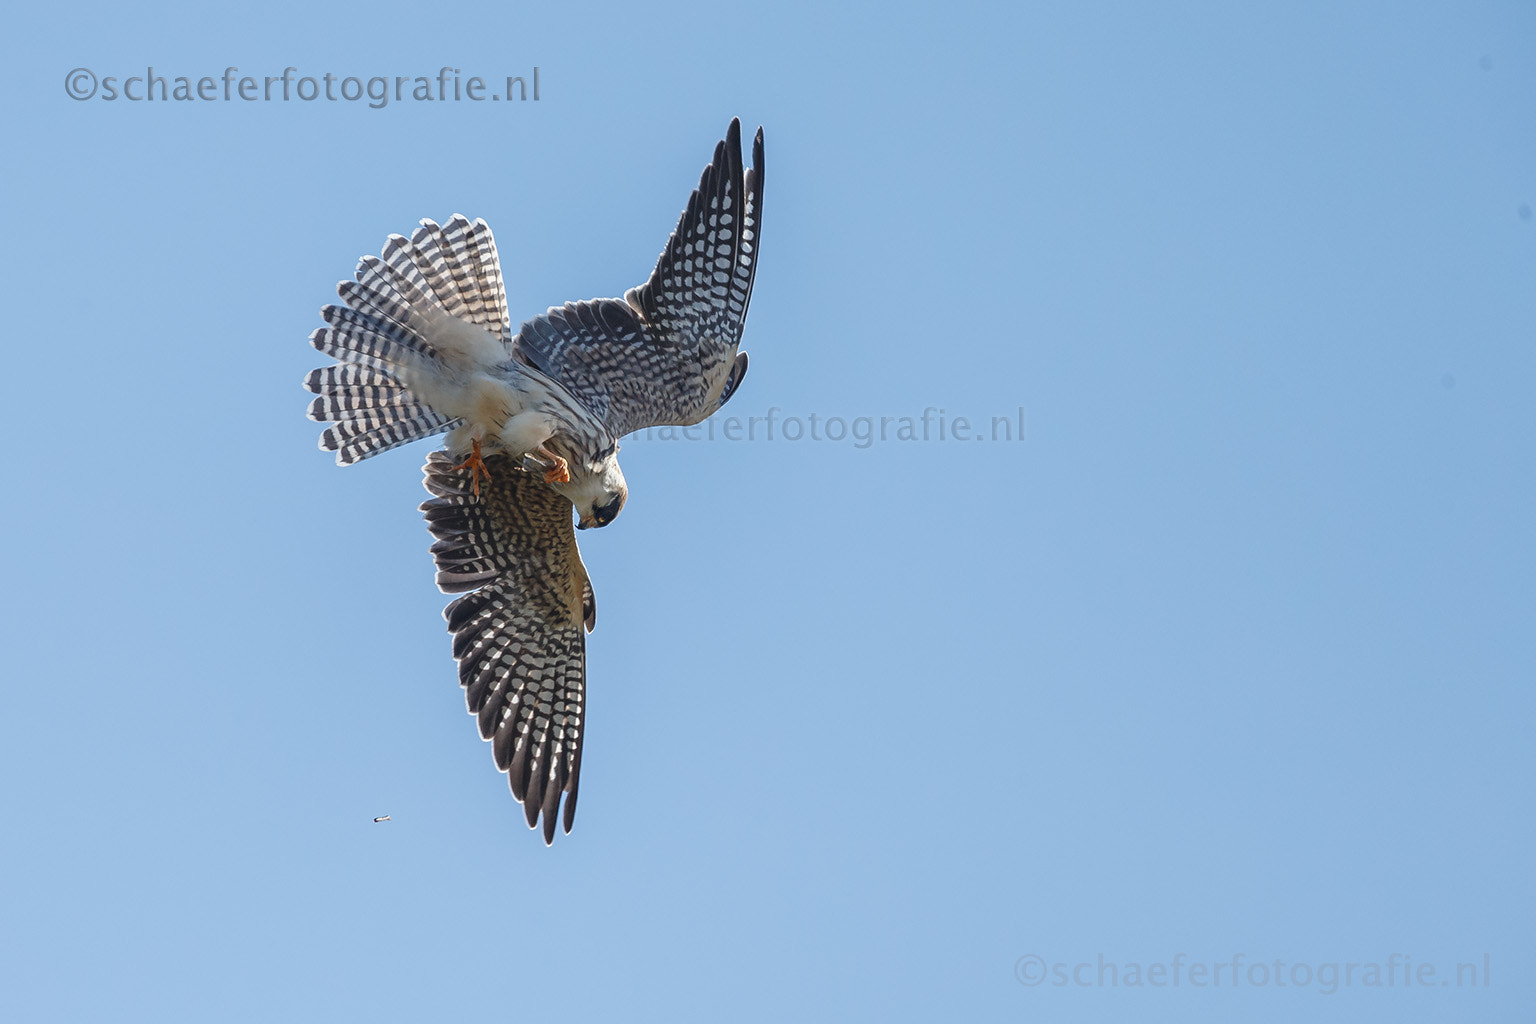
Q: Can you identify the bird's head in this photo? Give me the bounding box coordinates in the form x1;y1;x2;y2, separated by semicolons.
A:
561;446;627;530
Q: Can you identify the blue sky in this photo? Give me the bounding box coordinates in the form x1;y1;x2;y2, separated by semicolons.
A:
3;2;1533;1021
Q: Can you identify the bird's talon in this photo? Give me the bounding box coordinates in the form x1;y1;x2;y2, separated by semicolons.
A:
544;455;571;485
452;439;492;497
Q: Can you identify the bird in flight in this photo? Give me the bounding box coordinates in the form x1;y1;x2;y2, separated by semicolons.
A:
305;120;764;843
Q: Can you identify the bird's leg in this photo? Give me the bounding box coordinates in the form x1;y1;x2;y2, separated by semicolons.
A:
533;444;571;485
452;437;492;497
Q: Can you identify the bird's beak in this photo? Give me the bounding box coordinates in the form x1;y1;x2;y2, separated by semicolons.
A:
577;515;595;530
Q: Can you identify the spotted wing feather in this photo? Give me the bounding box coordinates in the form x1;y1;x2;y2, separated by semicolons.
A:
513;119;764;437
420;451;592;843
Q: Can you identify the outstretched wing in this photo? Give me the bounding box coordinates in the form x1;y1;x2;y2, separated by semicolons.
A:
514;119;764;438
420;451;595;843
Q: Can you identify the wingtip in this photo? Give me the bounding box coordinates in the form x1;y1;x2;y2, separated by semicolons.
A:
718;351;748;410
522;787;541;830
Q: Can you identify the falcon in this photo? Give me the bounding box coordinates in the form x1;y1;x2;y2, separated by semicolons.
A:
304;119;764;842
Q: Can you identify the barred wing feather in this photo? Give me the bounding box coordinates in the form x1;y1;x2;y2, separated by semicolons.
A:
514;119;764;438
420;451;593;843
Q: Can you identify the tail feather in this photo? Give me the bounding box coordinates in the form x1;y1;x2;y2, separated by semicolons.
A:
407;219;475;324
393;216;507;334
461;219;510;340
439;216;495;329
307;387;420;423
308;308;453;463
310;324;421;379
338;267;435;344
321;408;462;465
306;215;512;466
304;363;399;394
313;305;434;366
376;234;444;320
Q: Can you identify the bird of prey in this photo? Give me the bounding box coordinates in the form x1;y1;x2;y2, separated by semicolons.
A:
304;119;764;843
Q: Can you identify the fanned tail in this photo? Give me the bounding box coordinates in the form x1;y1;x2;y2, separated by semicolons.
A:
304;215;510;465
305;312;461;465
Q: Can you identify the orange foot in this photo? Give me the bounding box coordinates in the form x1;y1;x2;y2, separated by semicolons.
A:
452;438;492;497
543;454;571;485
